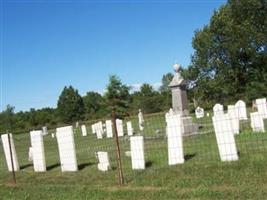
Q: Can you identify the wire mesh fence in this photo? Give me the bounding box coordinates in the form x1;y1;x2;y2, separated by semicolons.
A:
1;102;267;187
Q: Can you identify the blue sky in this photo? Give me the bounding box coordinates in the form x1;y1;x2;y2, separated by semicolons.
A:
1;0;226;112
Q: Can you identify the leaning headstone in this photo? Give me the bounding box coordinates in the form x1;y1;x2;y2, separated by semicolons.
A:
256;98;267;119
227;105;239;135
56;126;78;172
42;126;48;136
234;100;247;120
30;130;46;172
1;133;20;171
195;107;204;119
166;113;184;165
95;122;104;139
105;120;113;138
213;103;224;116
130;136;145;170
250;112;265;132
212;114;239;162
96;151;110;171
127;121;134;136
138;109;144;131
81;125;87;136
116;119;124;137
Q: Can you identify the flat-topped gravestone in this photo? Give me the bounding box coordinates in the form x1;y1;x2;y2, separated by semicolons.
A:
234;100;247;120
1;133;20;171
256;98;267;119
30;130;46;172
166;113;184;165
42;126;48;135
212;114;238;162
195;107;204;119
105;120;113;138
138;109;144;131
213;104;224;116
130;136;145;170
227;105;240;135
56;126;78;172
96;151;110;171
81;125;87;136
116;119;124;137
95;122;104;139
91;124;96;134
127;121;134;136
250;112;265;132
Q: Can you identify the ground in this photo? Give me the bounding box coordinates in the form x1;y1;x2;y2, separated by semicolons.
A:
1;113;267;199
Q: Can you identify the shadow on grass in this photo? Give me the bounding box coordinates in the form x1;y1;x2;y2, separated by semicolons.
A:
20;164;33;170
47;163;60;171
78;162;95;171
185;153;196;161
145;161;153;168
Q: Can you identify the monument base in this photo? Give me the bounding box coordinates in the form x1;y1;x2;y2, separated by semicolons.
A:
181;116;198;136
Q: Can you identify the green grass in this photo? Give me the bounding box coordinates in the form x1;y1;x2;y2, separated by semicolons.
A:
1;113;267;199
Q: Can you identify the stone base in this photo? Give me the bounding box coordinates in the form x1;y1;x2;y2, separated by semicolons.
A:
181;116;198;136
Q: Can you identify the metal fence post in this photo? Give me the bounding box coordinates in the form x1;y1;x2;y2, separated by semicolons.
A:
7;132;16;185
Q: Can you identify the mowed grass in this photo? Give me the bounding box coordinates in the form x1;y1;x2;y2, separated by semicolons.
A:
1;113;267;199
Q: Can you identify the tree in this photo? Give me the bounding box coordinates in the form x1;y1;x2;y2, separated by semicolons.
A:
104;75;130;118
57;86;85;123
159;73;174;110
183;0;267;107
0;105;15;132
83;92;107;119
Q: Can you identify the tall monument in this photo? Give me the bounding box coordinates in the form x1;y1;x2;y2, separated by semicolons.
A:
169;63;198;135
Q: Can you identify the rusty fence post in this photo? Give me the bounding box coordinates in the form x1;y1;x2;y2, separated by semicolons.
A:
111;109;124;185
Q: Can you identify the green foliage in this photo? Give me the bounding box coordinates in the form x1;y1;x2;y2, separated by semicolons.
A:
104;75;130;118
57;86;85;123
183;0;267;108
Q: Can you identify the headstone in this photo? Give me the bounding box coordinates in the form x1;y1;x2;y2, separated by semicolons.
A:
212;114;239;162
96;151;110;171
256;98;267;119
127;121;134;136
56;126;78;172
28;147;33;162
138;109;144;131
81;125;87;136
206;112;210;117
1;133;20;171
227;105;240;135
250;112;265;132
130;136;145;170
213;104;224;116
234;100;247;120
116;119;124;137
51;133;55;138
166;113;184;165
105;120;113;138
95;122;104;139
75;121;79;128
42;126;48;135
195;106;204;119
30;130;46;172
91;124;96;134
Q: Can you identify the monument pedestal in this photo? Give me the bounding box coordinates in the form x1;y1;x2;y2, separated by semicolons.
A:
181;116;198;136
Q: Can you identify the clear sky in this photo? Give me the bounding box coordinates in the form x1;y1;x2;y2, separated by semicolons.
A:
1;0;226;112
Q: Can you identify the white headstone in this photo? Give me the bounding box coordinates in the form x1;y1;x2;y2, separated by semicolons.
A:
81;125;87;136
30;130;46;172
116;119;124;137
212;114;239;162
91;124;96;134
195;107;204;119
42;126;48;135
166;113;184;165
250;112;265;132
138;109;144;131
1;133;20;171
213;104;224;116
28;147;33;162
95;122;104;139
105;120;113;138
96;151;110;171
126;121;134;136
227;105;240;135
56;126;78;172
256;98;267;119
234;100;247;120
51;133;55;138
130;136;145;170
